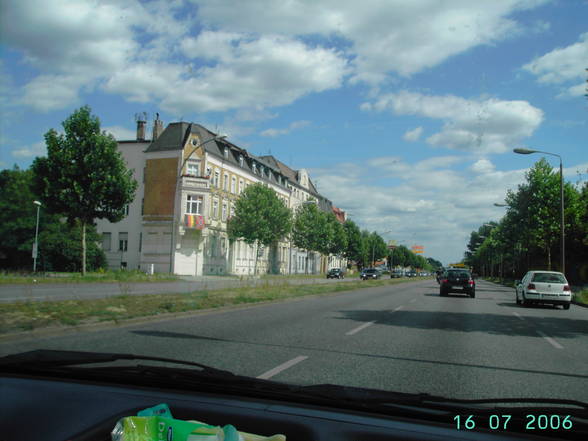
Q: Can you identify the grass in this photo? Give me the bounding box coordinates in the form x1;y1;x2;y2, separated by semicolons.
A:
0;270;180;285
0;277;413;335
573;289;588;306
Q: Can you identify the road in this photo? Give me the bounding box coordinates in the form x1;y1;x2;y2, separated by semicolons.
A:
0;275;353;303
1;279;587;401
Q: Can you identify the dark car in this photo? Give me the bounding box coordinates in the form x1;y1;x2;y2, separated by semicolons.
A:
439;269;475;297
360;268;380;280
327;268;345;279
390;269;404;278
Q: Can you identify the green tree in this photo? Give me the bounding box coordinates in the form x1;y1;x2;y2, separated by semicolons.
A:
228;183;292;274
292;203;328;273
323;213;348;256
343;220;362;266
0;165;106;271
32;106;137;274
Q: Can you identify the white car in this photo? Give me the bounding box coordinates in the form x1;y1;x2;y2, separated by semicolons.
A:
515;271;572;310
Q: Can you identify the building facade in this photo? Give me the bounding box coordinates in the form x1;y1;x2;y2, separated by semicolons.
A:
96;117;347;276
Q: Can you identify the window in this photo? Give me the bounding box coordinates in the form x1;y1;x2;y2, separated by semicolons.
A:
124;204;129;216
139;232;142;252
213;198;219;219
231;176;236;193
187;159;200;176
252;163;257;174
230;203;235;218
239;155;244;167
102;233;111;251
224;147;229;158
222;201;227;221
223;173;228;191
239;179;244;194
213;170;220;187
141;198;144;215
205;165;212;177
186;194;203;214
118;232;128;252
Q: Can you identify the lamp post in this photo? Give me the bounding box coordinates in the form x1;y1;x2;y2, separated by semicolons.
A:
169;133;227;274
513;148;565;274
32;200;42;272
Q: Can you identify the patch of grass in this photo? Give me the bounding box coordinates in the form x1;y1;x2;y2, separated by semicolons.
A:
0;270;180;285
0;277;417;335
573;289;588;305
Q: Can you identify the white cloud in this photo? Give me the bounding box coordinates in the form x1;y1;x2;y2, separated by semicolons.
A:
194;0;547;83
403;127;423;142
261;120;311;137
104;125;136;141
311;154;536;264
523;32;588;97
11;141;45;158
470;158;496;174
363;91;544;153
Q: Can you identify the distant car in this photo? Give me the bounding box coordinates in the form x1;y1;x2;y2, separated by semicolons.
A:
360;268;380;280
515;271;571;309
326;268;345;279
390;269;404;278
406;271;417;277
439;269;475;298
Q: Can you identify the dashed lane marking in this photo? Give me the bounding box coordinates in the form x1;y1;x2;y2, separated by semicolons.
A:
346;321;375;336
257;355;308;380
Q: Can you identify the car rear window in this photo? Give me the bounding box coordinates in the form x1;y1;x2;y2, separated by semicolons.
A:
447;270;470;278
532;273;566;283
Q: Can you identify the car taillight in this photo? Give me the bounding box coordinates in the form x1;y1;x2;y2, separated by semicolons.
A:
468;279;474;286
527;283;536;290
442;279;448;284
563;285;571;292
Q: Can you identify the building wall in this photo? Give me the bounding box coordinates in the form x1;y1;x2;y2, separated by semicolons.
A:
95;141;148;270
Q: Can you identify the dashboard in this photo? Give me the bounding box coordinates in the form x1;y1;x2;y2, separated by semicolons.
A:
1;373;577;441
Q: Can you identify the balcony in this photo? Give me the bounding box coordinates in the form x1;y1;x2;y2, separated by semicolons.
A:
179;174;210;191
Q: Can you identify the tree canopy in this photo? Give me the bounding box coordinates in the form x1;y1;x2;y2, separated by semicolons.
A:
32;106;137;274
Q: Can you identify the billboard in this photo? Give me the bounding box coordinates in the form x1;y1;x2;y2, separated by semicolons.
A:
411;245;424;254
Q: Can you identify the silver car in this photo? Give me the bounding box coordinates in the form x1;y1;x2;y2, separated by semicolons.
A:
515;271;572;310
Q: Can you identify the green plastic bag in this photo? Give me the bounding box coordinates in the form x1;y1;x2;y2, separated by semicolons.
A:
111;403;286;441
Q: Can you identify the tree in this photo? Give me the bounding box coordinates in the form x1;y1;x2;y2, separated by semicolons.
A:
0;165;106;271
343;220;362;266
292;203;328;273
323;213;347;256
227;183;292;274
32;106;137;275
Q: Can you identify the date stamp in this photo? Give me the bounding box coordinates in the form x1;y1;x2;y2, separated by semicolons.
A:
454;414;574;431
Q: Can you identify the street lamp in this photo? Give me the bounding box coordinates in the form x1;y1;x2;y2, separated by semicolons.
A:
513;148;565;274
169;133;228;274
32;200;42;272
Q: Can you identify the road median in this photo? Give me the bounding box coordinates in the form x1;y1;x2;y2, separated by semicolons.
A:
0;277;421;338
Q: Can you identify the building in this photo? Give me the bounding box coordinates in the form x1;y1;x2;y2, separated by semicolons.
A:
96;117;347;276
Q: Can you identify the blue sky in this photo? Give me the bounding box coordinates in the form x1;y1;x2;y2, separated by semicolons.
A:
1;0;586;265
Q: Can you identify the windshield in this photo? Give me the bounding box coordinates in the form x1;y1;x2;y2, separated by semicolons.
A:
1;0;587;409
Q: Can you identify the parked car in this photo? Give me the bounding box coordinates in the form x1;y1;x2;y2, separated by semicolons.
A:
406;271;417;277
439;268;475;298
515;271;571;309
326;268;345;279
390;269;404;278
360;268;380;280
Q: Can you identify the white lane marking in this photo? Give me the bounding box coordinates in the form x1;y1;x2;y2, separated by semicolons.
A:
346;321;375;336
394;305;404;311
512;312;524;320
536;330;564;350
257;356;308;380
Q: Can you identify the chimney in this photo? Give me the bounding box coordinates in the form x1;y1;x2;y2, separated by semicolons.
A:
152;113;163;141
136;113;146;141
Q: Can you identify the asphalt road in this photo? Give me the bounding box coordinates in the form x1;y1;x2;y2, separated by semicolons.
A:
0;275;354;303
1;279;587;402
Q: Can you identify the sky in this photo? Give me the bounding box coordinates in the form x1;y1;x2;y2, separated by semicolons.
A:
1;0;586;265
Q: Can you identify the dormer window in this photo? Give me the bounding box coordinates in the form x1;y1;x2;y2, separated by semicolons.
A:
223;147;229;159
239;155;244;167
252;163;257;174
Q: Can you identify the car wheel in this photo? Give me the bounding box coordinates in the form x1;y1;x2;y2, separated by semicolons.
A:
563;302;570;310
521;293;528;307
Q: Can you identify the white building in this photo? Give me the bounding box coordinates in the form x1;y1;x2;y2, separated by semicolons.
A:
96;117;347;276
